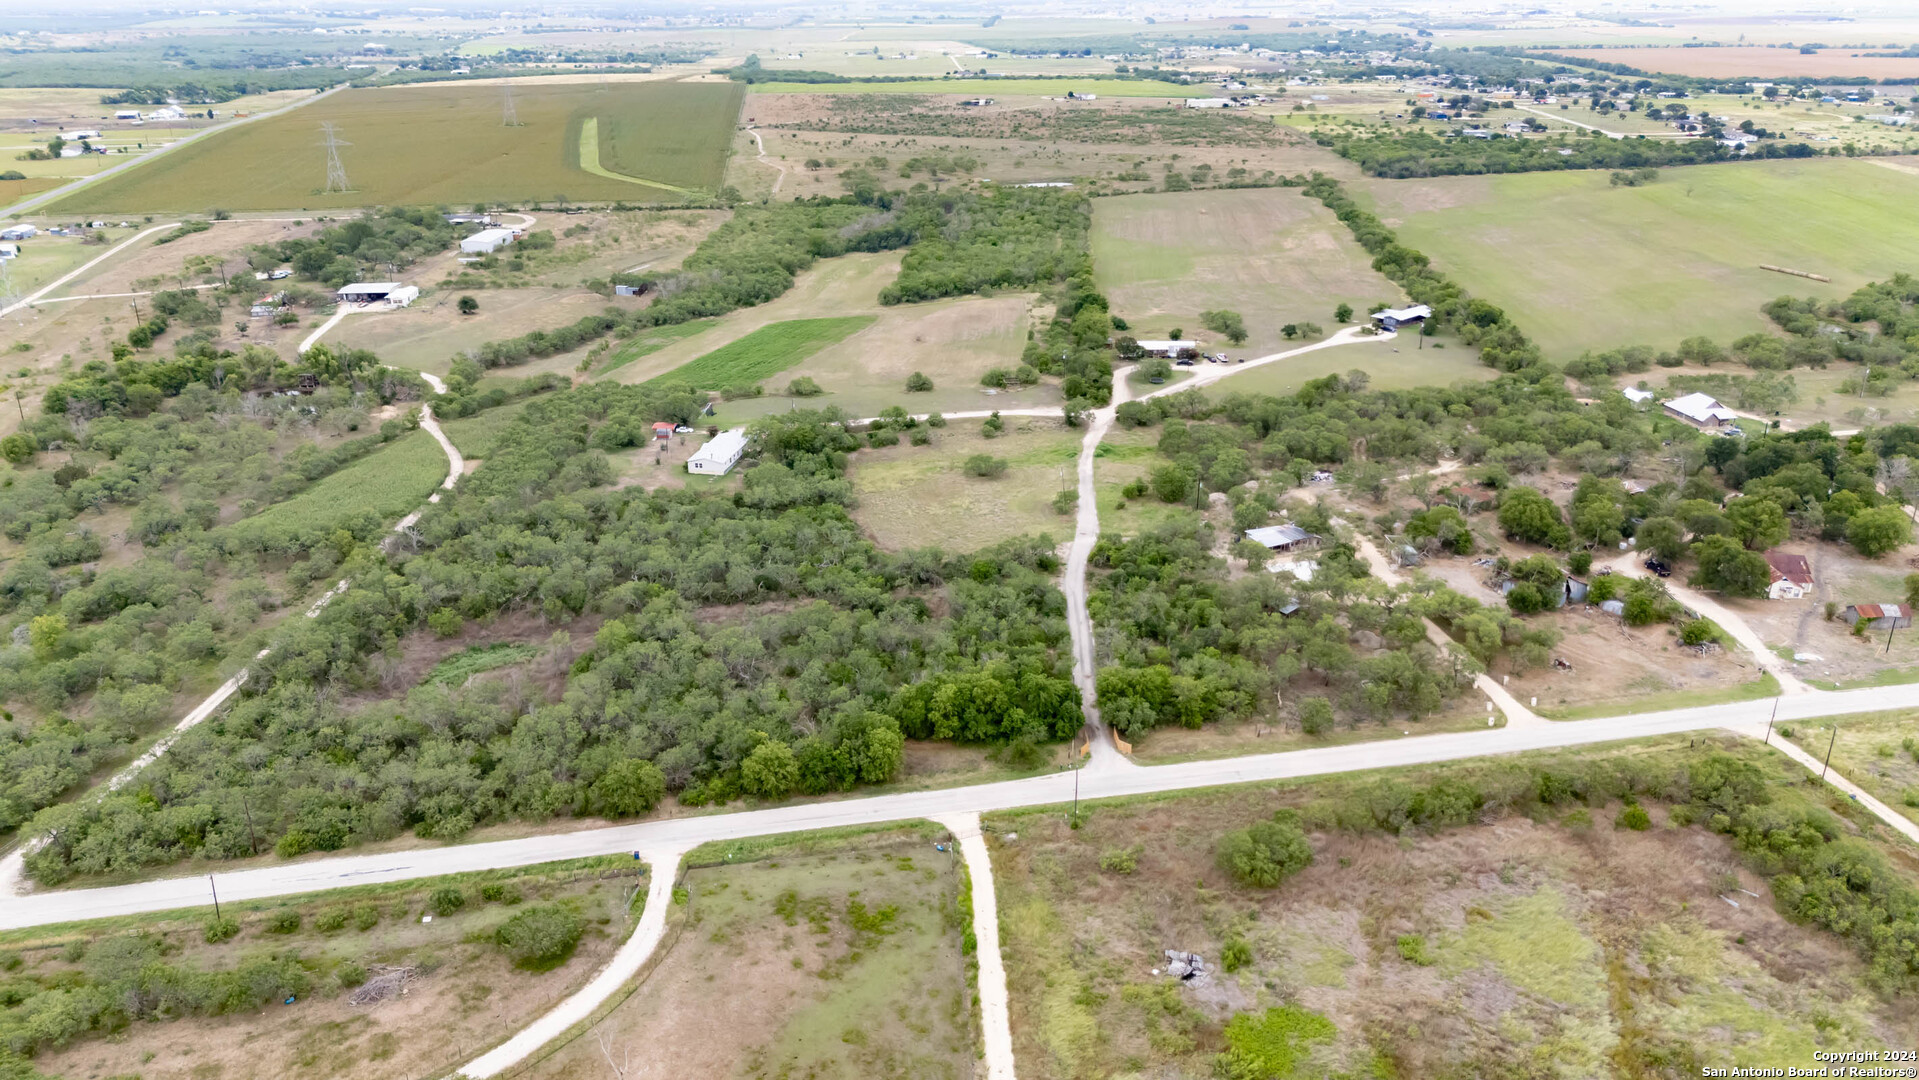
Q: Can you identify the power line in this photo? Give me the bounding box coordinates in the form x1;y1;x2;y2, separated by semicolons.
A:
319;122;352;193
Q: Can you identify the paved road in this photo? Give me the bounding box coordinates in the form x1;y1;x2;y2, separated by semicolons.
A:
7;669;1916;932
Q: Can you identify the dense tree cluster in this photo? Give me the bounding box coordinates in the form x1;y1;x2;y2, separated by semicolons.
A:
1315;127;1765;179
20;389;1082;882
253;208;463;288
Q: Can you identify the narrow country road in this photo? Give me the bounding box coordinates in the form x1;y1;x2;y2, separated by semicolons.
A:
1;222;183;318
939;813;1017;1080
455;844;686;1079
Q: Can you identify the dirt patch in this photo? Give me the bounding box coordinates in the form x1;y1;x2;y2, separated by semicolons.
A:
991;752;1918;1080
525;831;975;1080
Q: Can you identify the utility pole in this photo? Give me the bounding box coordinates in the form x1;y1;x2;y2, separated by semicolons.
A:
1887;621;1898;656
1821;725;1838;782
1764;695;1778;744
208;874;221;920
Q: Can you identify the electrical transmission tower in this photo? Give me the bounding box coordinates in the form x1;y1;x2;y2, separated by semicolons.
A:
319;122;352;193
502;82;520;127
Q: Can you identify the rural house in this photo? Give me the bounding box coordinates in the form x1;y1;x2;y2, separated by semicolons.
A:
336;282;418;307
1841;604;1913;630
1133;339;1202;358
686;428;748;476
1370;304;1431;332
1663;391;1739;428
0;225;37;241
1245;524;1321;553
1622;387;1655;404
1763;552;1813;600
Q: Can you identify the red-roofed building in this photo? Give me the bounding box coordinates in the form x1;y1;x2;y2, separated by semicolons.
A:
652;422;675;441
1763;552;1813;600
1842;603;1913;630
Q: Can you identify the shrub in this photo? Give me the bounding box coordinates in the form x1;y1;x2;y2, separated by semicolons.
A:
496;904;586;969
335;960;368;989
926;412;947;428
352;906;380;931
314;908;349;933
1617;803;1652;831
905;371;934;392
1563;808;1594;832
457;295;479;315
1098;846;1140;874
1052;489;1078;515
963;454;1008;479
1396;933;1434;966
1221;938;1253;972
265;909;302;934
1216;816;1313;888
203;916;241;943
1567;551;1592;576
1297;697;1335;736
1216;1006;1336;1080
786;376;824;397
1679;620;1715;646
429;887;468;917
481;883;524;904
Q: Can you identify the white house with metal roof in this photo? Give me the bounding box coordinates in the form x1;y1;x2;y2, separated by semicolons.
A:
687;429;748;476
1663;391;1739;427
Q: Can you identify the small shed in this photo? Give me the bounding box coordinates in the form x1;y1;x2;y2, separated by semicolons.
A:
1841;604;1913;630
687;428;748;476
1245;525;1321;553
651;421;675;441
460;228;517;255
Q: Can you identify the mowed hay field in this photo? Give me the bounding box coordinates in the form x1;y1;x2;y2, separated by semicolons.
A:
50;80;744;214
1092;188;1405;356
1365;157;1919;360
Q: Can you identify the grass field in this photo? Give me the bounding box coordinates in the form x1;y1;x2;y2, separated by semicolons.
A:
849;418;1080;552
47;81;744;214
1784;712;1919;826
223;429;447;542
1092;188;1406;357
1365;158;1919;360
526;824;973;1080
644;315;876;391
439;401;531;459
599;319;718;375
746;77;1214;98
0;175;63;208
989;739;1919;1079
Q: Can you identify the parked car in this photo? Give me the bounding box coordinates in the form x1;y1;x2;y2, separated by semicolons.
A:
1643;558;1671;578
1175;358;1195;367
268;269;292;280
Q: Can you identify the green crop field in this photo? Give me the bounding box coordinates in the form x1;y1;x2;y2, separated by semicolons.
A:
223;429;448;542
1092;187;1406;356
644;316;876;390
599;319;717;375
745;77;1213;98
48;81;744;214
1364;158;1919;360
